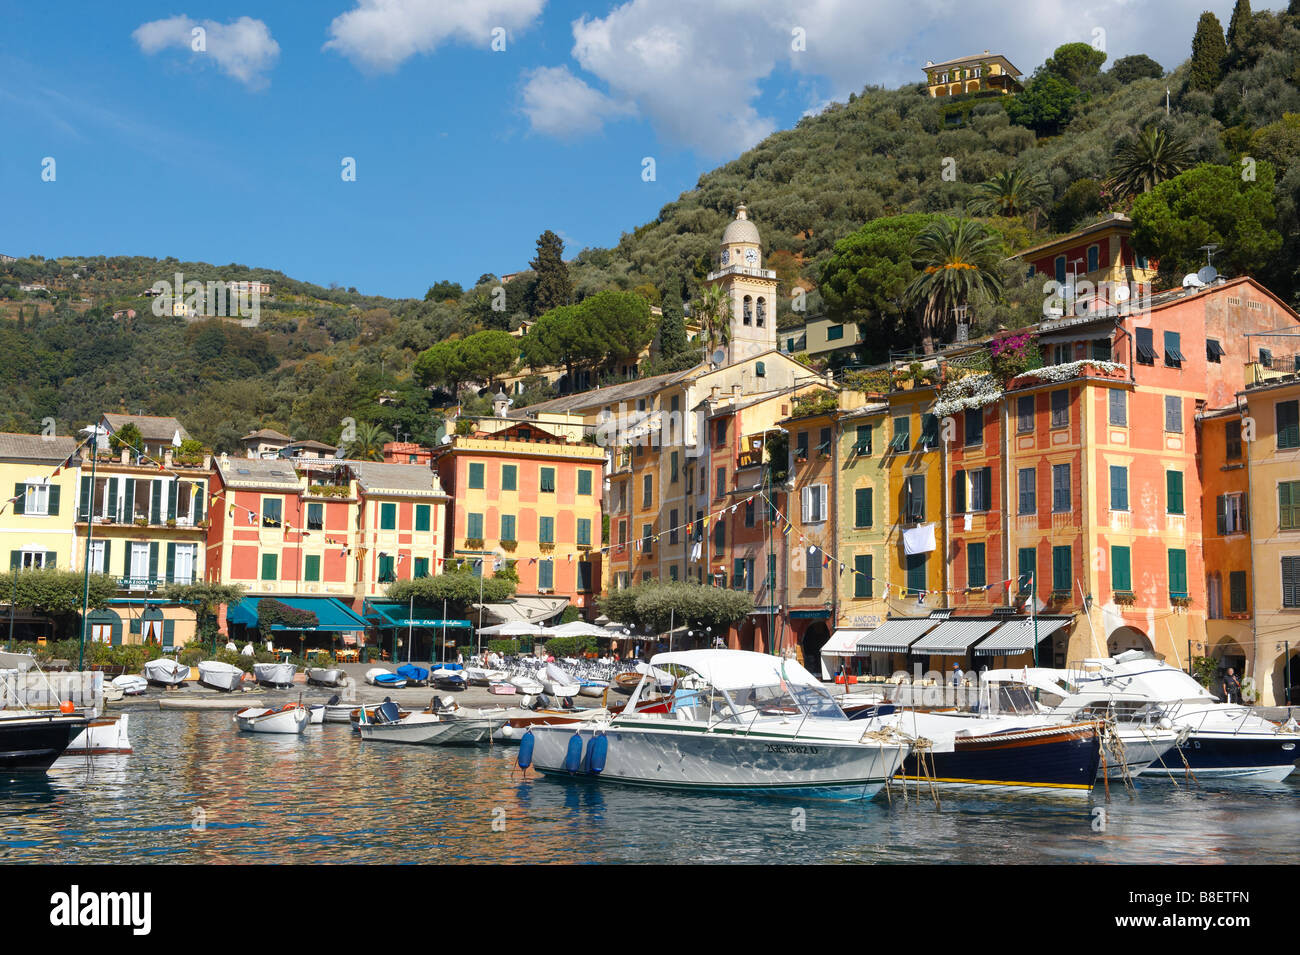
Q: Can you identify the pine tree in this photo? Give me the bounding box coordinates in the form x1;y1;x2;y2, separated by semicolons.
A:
527;230;572;317
1188;11;1228;92
1227;0;1252;49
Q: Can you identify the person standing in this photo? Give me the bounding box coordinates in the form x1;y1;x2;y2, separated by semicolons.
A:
1223;667;1242;704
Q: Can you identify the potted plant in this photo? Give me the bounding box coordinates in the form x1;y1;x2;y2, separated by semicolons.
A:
134;517;148;527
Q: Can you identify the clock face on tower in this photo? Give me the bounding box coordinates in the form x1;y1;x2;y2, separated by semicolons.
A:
744;248;758;265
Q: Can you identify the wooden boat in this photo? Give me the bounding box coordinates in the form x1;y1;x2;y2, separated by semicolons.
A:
234;703;309;734
198;660;245;692
65;714;132;755
358;710;491;745
365;667;407;689
578;680;609;698
349;702;412;730
253;662;296;688
112;674;148;696
306;667;344;687
143;659;189;687
308;704;325;725
613;672;642;694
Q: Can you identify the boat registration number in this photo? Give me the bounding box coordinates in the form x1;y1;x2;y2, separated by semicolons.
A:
765;743;819;755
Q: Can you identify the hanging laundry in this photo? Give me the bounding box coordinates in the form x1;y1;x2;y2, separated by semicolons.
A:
902;522;936;555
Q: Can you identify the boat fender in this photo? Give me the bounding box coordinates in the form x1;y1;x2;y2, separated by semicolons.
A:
588;733;609;774
564;733;583;773
501;723;514;739
517;731;535;769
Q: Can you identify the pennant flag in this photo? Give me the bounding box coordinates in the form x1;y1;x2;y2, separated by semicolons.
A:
246;510;256;525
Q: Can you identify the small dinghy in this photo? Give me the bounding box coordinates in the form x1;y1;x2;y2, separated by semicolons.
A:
365;668;407;689
464;666;508;686
349;700;413;731
397;664;430;687
234;702;309;734
308;704;326;725
509;672;544;695
356;700;493;745
320;695;357;723
306;667;344;687
578;680;609;698
198;660;245;692
253;662;296;688
541;663;581;699
613;672;642;694
65;714;132;755
489;681;517;695
112;674;148;696
432;666;467;690
143;659;189;687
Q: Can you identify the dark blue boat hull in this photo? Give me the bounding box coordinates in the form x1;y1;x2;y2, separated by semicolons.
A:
898;723;1101;793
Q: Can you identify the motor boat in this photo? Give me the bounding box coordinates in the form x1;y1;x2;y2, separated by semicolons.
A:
578;680;609;699
540;663;580;699
396;664;430;687
143;659;189;687
365;668;407;689
65;714;132;755
0;710;89;771
432;665;467;690
234;703;309;734
465;666;509;686
308;704;326;725
521;650;911;800
111;674;147;696
988;654;1300;780
356;700;492;745
253;662;296;688
348;700;411;730
306;667;344;687
198;660;245;692
509;672;544;695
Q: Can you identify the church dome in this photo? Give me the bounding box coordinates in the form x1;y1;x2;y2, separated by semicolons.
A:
722;204;760;246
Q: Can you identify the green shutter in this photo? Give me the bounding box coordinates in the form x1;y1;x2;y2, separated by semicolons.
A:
1052;545;1071;592
44;551;55;569
854;555;871;598
1110;466;1127;511
906;553;926;594
1217;494;1227;535
305;554;321;581
953;470;966;513
10;550;21;569
577;518;591;547
1112;546;1131;592
162;619;175;649
148;542;159;582
1167;471;1184;515
968;543;986;588
102;540;111;575
1281;482;1299;530
123;479;134;520
150;481;162;525
193;487;204;524
468;462;485;489
540;516;553;543
1277;400;1300;449
165;542;176;583
415;504;430;532
578;470;592;495
261;553;277;580
167;480;177;520
538;559;553;589
111;615;122;647
1168;549;1188;596
80;476;92;519
47;485;60;516
13;483;25;515
1229;571;1247;613
467;513;483;539
501;465;517;491
106;478;118;519
855;487;872;527
540;467;555;492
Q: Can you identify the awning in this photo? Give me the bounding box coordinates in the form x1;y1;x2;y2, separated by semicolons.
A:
749;606;780;616
855;618;941;653
822;629;871;655
974;616;1072;655
366;603;472;629
226;596;368;633
475;596;569;625
911;619;1001;654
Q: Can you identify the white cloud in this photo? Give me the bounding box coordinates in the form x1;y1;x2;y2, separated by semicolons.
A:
132;15;280;88
520;66;633;138
522;0;1281;155
325;0;546;71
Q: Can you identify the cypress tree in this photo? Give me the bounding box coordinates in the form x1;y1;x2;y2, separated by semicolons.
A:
657;296;689;365
1188;11;1228;92
527;230;572;317
1227;0;1251;49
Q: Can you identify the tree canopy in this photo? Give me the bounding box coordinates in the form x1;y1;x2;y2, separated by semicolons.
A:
527;230;572;316
1;567;117;615
599;581;754;635
819;213;932;348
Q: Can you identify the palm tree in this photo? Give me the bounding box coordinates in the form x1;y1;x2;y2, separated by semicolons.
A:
968;168;1049;223
905;217;1005;354
690;284;731;361
344;421;392;461
1109;126;1193;200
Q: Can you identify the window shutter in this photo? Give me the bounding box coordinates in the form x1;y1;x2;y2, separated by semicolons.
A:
163;619;175;649
167;480;178;520
194;486;204;523
80;476;92;519
47;485;60;516
953;470;966;512
166;543;176;583
1112;546;1131;592
855;487;872;527
1216;495;1226;535
102;540;111;574
148;542;159;581
1167;471;1184;514
106;478;118;519
801;486;812;523
13;483;24;515
111;616;122;647
124;479;136;520
1241;493;1249;533
150;481;162;525
129;617;141;635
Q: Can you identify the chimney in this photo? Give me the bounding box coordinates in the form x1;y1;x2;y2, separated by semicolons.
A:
710;386;719;401
732;384;741;400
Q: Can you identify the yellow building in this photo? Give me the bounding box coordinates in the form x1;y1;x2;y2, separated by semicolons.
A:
924;52;1022;97
883;380;947;609
834;393;893;650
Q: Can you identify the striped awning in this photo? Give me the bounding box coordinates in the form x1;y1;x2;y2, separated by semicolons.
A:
910;619;1001;654
974;616;1072;655
855;618;941;653
822;629;870;655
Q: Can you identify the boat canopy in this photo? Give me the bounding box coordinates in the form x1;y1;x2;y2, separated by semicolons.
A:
648;650;822;692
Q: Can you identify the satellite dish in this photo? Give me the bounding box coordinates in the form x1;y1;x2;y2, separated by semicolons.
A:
1182;273;1206;288
1115;284;1131;302
1197;265;1219;285
711;347;727;365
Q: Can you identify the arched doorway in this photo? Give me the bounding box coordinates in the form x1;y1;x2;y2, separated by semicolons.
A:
1107;625;1152;656
86;608;122;647
800;623;831;676
1272;650;1300;708
1212;638;1247;701
141;606;165;648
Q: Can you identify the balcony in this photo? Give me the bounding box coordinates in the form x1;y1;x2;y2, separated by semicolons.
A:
78;513;207;531
116;575;196;591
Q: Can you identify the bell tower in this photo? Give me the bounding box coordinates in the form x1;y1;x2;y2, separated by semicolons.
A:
707;204;778;365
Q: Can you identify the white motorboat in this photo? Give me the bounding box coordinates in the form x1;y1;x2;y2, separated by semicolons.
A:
306;667;344;687
522;650;911;800
308;704;325;725
253;662;297;688
540;663;581;699
578;680;609;699
111;674;147;696
143;659;189;687
464;666;508;686
365;667;407;689
509;672;544;695
198;660;245;692
65;714;132;755
234;703;309;734
357;702;492;745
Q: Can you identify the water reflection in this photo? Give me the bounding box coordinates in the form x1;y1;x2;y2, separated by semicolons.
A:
0;709;1294;864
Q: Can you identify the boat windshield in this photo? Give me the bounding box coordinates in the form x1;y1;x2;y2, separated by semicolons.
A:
720;682;847;723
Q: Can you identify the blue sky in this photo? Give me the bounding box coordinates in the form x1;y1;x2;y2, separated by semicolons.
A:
0;1;1280;299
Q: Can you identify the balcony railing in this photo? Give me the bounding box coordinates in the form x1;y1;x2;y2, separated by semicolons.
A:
116;575;196;590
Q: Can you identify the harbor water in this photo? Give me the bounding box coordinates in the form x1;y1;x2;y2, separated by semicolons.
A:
2;708;1299;864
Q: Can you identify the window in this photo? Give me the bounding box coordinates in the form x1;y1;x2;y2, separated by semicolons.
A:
538;559;554;591
1229;571;1248;614
88;540;107;574
854;487;873;528
1278;400;1300;450
1285;557;1300;608
668;565;679;582
1206;338;1224;363
854;555;872;598
500;514;516;542
539;516;554;544
669;509;680;545
904;475;925;523
1168;548;1188;598
1217;493;1246;535
968;542;986;588
964;408;983;446
540;467;556;493
827;324;844;341
670;452;679;484
261;553;277;581
1054;256;1066;284
1163;331;1185;368
1052;344;1070;366
378;554;396;583
806;552;822;589
756;361;766;378
642;474;653;508
1110;466;1129;511
1260;348;1273;369
796;431;809;459
618;521;627;545
307;502;324;531
767;554;777;593
380;502;397;530
1052;463;1071;512
1164;395;1182;433
1052;545;1072;593
969;468;992;512
716;467;726;499
1050;390;1069;429
501;465;517;491
1109;389;1127;427
712;522;724;557
468;462;485;489
920;414;939;451
733;558;747;590
1018;467;1036;515
577;518;592;547
1017;395;1034;433
1112;546;1131;592
262;497;282;528
890;416;910;452
906;553;927;595
1280;481;1300;530
685;465;694;494
1225;420;1242;459
18;482;52;516
576;561;592;591
801;484;828;523
1018;547;1036;594
953;469;966;513
854;424;872;455
644;523;655;556
1092;339;1112;362
1087;245;1099;272
818;427;832;455
415;504;430;532
714;419;727;448
577;470;593;496
744;499;755;528
1136;327;1156;364
1166;471;1184;515
467;512;484;539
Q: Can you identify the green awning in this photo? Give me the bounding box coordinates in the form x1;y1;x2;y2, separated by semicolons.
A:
365;602;472;629
227;596;368;632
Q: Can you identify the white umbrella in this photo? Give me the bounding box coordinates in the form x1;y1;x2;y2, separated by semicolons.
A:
477;621;549;636
548;620;614;638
